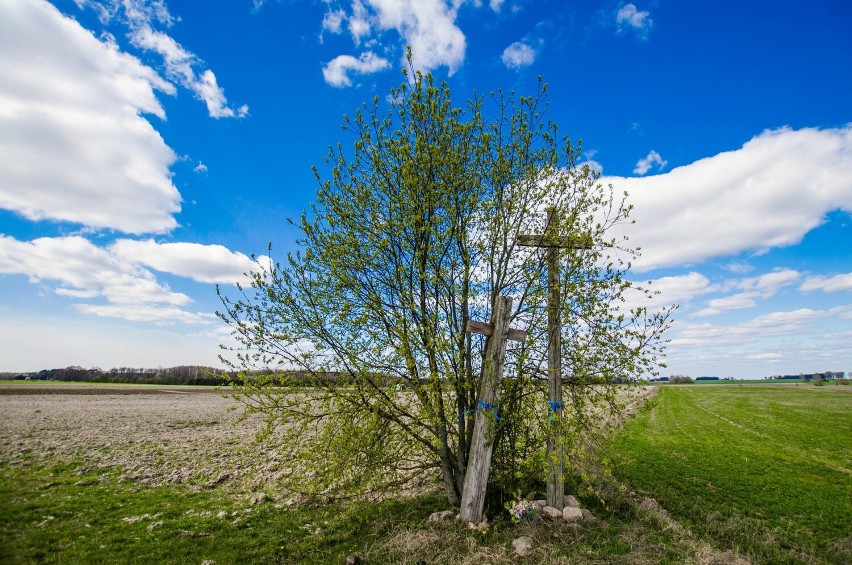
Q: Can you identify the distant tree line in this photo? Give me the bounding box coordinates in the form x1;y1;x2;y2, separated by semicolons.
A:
2;366;232;386
0;366;381;387
766;372;845;381
646;371;847;384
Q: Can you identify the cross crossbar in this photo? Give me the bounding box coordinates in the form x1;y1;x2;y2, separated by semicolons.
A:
465;320;527;342
515;233;593;249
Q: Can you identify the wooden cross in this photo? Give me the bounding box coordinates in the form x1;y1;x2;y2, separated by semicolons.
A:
516;207;592;509
458;295;528;523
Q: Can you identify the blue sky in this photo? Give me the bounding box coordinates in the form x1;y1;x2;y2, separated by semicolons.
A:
1;0;850;377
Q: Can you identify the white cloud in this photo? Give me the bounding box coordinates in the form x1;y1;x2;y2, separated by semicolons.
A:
633;149;667;175
706;292;759;311
742;268;800;296
110;239;263;284
801;272;852;293
348;0;373;45
606;126;852;272
501;41;536;69
75;303;215;325
322;51;391;87
322;8;346;34
625;272;715;312
327;0;467;80
616;3;653;36
0;235;190;307
691;269;801;317
489;0;505;11
0;0;181;234
671;307;841;348
129;24;247;119
0;235;263;325
74;0;246;118
194;161;208;173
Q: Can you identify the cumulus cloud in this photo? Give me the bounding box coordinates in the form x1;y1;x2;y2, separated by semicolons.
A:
322;51;391;87
633;150;667;175
502;41;536;69
616;3;653;36
605;126;852;272
0;235;263;324
0;0;182;234
110;239;263;284
321;0;467;85
0;235;190;307
801;272;852;293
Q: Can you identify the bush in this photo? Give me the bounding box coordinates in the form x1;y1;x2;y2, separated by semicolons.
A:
667;375;694;384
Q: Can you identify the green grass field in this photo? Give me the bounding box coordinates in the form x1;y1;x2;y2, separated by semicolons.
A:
2;383;849;563
611;384;852;563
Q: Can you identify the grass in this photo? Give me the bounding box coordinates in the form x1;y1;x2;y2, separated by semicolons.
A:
0;460;731;564
611;384;852;564
3;384;849;563
0;462;452;564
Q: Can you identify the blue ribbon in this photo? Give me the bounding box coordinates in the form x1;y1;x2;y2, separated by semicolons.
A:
460;400;501;422
547;400;563;424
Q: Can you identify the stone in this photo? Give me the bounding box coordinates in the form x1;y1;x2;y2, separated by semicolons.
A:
581;508;594;521
512;536;534;557
216;511;228;519
562;506;583;523
564;495;580;508
427;510;455;522
467;519;489;531
345;555;362;564
250;492;268;505
542;505;562;519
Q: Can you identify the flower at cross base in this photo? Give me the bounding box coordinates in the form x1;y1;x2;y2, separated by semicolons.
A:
505;492;537;523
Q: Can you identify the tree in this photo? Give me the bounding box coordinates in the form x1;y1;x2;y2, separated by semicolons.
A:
217;63;672;506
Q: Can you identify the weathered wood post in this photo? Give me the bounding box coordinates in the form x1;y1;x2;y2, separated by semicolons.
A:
458;295;527;523
516;208;591;509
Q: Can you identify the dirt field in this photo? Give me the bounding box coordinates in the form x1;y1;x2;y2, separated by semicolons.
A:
0;382;655;502
0;384;285;492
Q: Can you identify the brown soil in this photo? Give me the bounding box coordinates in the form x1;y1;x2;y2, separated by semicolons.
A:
0;384;287;492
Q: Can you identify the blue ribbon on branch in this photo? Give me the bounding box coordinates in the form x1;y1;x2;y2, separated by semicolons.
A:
459;400;501;422
547;400;564;424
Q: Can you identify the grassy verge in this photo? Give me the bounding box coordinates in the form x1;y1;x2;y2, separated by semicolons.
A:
0;460;733;564
611;385;852;564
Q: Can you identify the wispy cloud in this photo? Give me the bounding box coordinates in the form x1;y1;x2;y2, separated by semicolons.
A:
616;3;653;38
801;272;852;293
80;0;248;118
322;8;346;35
633;150;667;175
